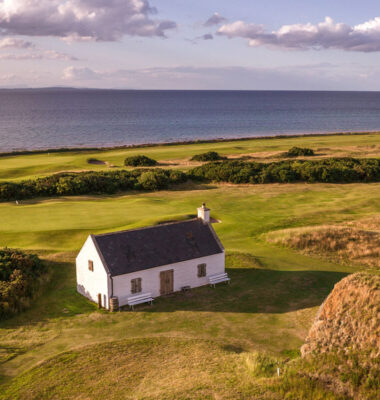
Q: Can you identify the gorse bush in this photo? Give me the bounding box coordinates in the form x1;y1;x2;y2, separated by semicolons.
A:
124;155;158;167
190;151;225;162
0;168;188;201
190;158;380;184
286;147;315;157
0;158;378;202
0;249;46;317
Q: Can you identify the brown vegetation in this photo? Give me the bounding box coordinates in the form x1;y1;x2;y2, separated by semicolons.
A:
302;273;380;358
298;273;380;399
274;219;380;269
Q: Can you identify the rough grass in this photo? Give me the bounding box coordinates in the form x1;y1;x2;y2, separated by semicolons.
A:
0;141;379;399
0;337;349;400
269;217;380;269
0;132;379;181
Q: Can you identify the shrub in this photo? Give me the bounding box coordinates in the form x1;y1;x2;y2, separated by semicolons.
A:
286;147;315;157
0;249;46;317
124;155;157;167
190;158;380;185
138;170;169;191
0;168;189;202
191;151;225;162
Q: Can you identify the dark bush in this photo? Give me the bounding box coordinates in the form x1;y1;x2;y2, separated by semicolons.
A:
138;170;170;191
191;151;225;162
124;155;157;167
190;158;380;185
286;147;315;157
0;249;46;317
0;168;189;202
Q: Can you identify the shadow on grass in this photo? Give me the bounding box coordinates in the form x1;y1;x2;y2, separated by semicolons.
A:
5;181;217;206
1;254;348;329
140;267;348;314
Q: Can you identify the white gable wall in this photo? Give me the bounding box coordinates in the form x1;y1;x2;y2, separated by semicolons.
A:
113;251;225;306
76;236;111;309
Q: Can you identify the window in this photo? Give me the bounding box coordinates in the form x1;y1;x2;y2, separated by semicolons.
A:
88;260;94;271
197;263;206;277
131;278;142;294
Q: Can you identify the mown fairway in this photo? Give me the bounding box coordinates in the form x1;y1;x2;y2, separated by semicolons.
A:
1;132;379;181
0;135;379;399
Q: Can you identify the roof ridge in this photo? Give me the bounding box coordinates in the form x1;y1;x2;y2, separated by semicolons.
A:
93;217;200;238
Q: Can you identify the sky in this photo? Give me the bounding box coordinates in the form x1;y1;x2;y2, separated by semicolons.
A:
1;0;380;90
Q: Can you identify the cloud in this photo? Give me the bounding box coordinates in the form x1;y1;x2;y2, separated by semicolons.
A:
0;50;78;61
60;63;380;90
201;33;213;40
204;12;227;27
218;16;380;52
63;66;100;80
188;33;214;44
0;37;35;49
0;0;177;41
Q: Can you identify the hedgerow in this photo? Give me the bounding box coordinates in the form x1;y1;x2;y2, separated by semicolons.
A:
0;169;188;201
189;158;380;184
0;158;378;202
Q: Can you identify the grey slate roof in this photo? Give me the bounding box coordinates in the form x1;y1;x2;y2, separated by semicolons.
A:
92;219;224;277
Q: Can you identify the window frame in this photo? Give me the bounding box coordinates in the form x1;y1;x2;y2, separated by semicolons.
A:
88;260;94;272
131;277;142;294
197;263;207;278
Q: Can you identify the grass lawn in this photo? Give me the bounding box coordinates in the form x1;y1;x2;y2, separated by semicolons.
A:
0;132;379;181
0;135;379;399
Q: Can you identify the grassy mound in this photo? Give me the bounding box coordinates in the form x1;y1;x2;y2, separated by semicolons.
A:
269;218;380;269
298;273;380;398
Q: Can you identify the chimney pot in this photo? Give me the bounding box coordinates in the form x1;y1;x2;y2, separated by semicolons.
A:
197;203;210;223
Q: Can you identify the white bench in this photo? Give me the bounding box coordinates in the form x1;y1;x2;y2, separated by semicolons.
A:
127;293;154;310
208;272;230;287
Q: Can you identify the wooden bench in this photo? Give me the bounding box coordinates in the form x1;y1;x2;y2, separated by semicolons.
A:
208;272;230;287
127;293;154;310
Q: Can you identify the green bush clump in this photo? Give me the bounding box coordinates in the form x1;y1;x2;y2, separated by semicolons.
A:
0;249;46;317
0;168;188;201
138;170;169;191
0;157;378;202
286;147;315;157
190;158;380;184
124;155;158;167
190;151;225;162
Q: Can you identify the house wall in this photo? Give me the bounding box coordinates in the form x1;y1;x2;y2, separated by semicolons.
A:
76;236;111;309
113;251;225;306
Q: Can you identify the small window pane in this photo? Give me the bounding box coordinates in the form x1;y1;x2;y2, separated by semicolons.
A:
88;260;94;271
131;278;142;294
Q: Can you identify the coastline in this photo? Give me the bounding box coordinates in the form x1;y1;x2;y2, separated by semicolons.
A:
1;130;379;158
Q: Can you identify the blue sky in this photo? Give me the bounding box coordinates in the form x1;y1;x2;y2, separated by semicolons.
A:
1;0;380;89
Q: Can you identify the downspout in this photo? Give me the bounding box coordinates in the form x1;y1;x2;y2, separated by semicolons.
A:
109;274;114;297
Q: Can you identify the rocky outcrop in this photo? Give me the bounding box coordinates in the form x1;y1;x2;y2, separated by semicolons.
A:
301;273;380;359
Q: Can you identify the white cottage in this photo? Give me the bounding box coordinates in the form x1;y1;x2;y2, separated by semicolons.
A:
76;204;227;310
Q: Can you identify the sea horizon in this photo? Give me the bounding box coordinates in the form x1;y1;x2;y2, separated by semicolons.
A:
1;89;380;152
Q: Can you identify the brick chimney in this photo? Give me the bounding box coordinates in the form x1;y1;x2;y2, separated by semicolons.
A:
197;203;210;224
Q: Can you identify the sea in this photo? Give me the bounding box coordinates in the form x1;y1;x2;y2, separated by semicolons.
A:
1;89;380;152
